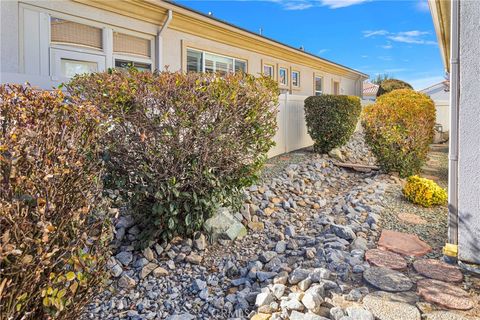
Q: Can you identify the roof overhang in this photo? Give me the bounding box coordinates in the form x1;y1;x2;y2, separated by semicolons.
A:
428;0;451;72
72;0;368;79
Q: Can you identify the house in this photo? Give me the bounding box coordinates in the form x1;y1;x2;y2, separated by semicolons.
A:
420;80;450;135
0;0;368;97
362;82;379;101
428;0;480;264
420;80;449;101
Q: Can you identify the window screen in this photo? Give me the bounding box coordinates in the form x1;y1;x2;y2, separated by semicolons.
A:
187;49;202;72
114;32;151;57
51;18;102;49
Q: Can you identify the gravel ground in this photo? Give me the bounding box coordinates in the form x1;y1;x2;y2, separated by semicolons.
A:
379;144;449;258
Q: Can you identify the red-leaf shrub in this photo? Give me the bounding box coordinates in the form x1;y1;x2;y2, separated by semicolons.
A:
67;70;279;242
0;85;112;319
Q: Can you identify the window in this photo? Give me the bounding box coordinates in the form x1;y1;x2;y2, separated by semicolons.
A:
314;76;323;96
51;17;102;49
279;67;288;86
114;33;151;57
263;64;274;78
50;48;105;79
235;60;247;73
333;81;340;95
187;49;202;72
115;59;151;72
61;59;98;78
292;71;300;87
186;48;247;75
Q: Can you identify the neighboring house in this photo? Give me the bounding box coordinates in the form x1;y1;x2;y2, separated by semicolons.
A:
362;82;379;101
0;0;368;96
420;80;449;101
429;0;480;264
420;81;450;134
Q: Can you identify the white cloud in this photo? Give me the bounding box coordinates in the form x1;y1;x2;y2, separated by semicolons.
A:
321;0;369;9
270;0;369;10
282;2;313;10
361;55;369;58
363;30;389;38
318;48;329;54
416;0;430;12
363;29;437;46
381;44;393;49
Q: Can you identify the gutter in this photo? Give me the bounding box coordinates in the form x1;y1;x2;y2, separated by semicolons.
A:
447;0;459;247
156;9;173;71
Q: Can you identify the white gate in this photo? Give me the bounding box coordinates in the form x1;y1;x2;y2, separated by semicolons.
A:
268;94;314;158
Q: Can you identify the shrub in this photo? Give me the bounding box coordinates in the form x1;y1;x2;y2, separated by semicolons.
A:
376;79;413;97
67;70;279;243
304;94;362;153
0;84;111;319
403;175;447;207
363;89;436;177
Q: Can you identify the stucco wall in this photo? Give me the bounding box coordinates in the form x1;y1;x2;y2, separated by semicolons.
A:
1;0;362;97
162;28;359;96
1;0;20;74
457;0;480;264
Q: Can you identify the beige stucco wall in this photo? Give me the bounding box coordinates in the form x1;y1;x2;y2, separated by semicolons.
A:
162;28;359;96
1;0;362;97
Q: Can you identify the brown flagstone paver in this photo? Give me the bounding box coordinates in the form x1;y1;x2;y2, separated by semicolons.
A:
363;267;413;292
365;249;408;270
378;229;432;256
424;311;471;320
417;279;474;310
413;259;464;282
397;213;427;225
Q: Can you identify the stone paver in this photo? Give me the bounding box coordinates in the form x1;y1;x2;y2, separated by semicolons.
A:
365;249;408;270
417;279;474;310
397;213;427;225
362;291;421;320
363;267;413;292
424;311;471;320
413;259;463;282
378;229;431;256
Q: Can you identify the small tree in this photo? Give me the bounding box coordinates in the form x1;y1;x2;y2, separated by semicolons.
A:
376;79;413;97
304;95;362;154
371;73;391;85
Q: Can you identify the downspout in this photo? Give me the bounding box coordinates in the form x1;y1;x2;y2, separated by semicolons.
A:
447;0;459;247
156;9;173;71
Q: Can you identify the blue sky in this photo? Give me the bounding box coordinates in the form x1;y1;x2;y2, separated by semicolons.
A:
176;0;445;89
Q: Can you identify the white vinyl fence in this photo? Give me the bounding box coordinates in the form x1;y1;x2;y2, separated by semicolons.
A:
268;94;313;158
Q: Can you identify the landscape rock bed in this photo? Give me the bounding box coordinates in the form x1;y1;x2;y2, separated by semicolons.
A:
83;134;478;320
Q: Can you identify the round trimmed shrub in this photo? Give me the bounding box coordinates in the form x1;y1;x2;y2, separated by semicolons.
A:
376;79;413;97
304;95;362;153
403;175;447;207
0;84;112;319
363;89;436;177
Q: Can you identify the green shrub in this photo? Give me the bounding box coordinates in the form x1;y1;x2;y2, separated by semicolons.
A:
403;175;447;207
363;89;436;177
376;79;413;97
304;94;362;153
67;70;279;243
0;84;112;319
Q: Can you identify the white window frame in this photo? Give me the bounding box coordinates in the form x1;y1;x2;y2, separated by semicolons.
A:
279;67;288;86
314;76;323;96
46;11;154;78
292;70;300;87
50;48;106;80
263;64;274;78
186;48;247;74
